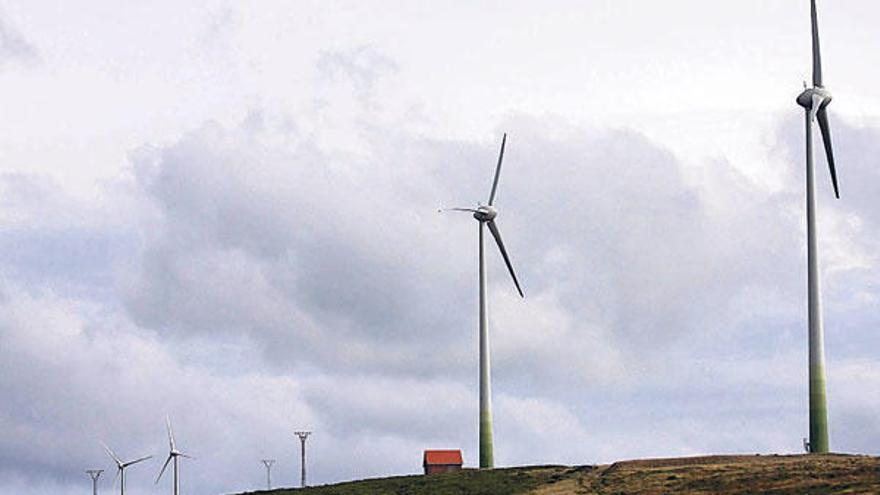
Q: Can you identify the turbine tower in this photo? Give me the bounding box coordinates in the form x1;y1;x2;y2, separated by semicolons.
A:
261;459;276;490
101;442;152;495
86;469;103;495
795;0;840;454
445;133;524;468
294;431;311;488
156;416;192;495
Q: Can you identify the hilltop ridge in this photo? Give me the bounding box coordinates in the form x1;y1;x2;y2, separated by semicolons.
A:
235;453;880;494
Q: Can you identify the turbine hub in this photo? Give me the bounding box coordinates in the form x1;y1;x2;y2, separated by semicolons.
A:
797;86;833;110
473;205;497;222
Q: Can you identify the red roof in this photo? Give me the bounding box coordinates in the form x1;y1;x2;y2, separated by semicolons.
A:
423;450;463;466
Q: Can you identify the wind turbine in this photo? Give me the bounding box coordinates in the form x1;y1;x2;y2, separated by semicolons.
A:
444;133;524;468
86;469;103;495
156;416;192;495
795;0;840;454
101;442;152;495
261;459;276;490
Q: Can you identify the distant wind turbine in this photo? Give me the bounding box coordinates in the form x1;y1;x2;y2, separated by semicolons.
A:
86;469;103;495
444;133;524;468
102;442;152;495
156;416;192;495
795;0;840;454
261;459;276;490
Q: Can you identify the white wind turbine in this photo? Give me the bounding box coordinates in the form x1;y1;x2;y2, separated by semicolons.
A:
795;0;841;454
261;459;276;490
156;416;192;495
444;133;524;468
101;442;152;495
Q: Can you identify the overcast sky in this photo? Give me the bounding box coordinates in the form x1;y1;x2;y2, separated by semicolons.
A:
1;1;879;494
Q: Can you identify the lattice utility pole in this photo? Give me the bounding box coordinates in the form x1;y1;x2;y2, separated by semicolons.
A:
294;431;311;488
86;469;103;495
260;459;276;490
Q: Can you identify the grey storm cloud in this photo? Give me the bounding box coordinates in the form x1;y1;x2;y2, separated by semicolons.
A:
122;113;809;386
2;108;880;495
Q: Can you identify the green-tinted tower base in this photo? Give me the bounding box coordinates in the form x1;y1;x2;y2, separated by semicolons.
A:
479;409;494;468
809;372;829;453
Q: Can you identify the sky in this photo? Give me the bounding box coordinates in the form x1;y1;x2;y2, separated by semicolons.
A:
1;1;879;494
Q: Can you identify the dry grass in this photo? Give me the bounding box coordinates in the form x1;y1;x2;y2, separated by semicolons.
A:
235;454;880;495
529;454;880;495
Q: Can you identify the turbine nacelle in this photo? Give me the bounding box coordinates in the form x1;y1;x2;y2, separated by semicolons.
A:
797;86;832;111
473;205;498;222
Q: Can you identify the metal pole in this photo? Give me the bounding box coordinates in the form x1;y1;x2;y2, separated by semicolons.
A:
86;470;103;495
806;109;830;453
478;222;494;468
294;431;311;488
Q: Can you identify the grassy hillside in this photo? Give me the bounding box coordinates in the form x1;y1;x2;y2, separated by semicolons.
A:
236;454;880;495
239;466;570;495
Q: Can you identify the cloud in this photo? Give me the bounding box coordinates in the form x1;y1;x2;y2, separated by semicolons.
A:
122;113;798;389
0;12;38;68
2;109;880;494
317;45;399;108
0;282;320;493
108;102;880;397
2;28;880;494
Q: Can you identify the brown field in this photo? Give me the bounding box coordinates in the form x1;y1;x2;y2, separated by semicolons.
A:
529;454;880;495
241;454;880;495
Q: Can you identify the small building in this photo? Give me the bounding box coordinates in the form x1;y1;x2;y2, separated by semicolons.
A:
423;450;463;475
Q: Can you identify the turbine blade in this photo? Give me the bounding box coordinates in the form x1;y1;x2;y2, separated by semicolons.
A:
155;455;172;484
810;94;822;120
166;415;176;452
113;467;121;487
179;452;194;459
101;442;122;466
811;0;823;87
486;220;524;297
125;455;152;467
442;207;477;213
816;107;840;198
488;133;507;206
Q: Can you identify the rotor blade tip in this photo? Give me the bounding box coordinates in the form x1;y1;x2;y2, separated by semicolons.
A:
487;221;524;297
